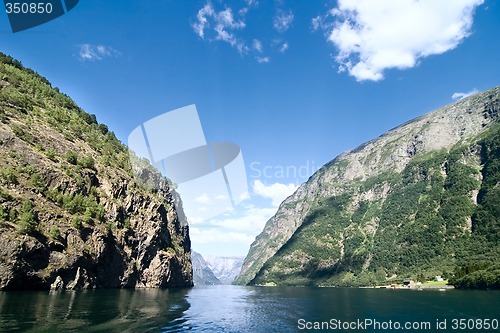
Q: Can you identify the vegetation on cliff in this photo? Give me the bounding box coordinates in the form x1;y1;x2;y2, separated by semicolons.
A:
237;87;500;289
0;52;193;290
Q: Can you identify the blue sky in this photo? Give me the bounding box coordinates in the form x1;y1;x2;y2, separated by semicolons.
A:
1;0;499;256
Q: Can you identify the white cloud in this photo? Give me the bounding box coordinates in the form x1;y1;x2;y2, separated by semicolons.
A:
209;204;277;233
274;9;294;33
272;39;289;53
311;16;322;31
188;181;299;256
253;39;263;53
239;191;250;201
256;56;270;63
194;193;211;204
190;227;255;244
452;88;479;100
280;42;289;53
78;44;120;61
189;204;278;255
253;180;298;207
193;2;293;61
315;0;484;81
192;3;214;39
192;2;248;53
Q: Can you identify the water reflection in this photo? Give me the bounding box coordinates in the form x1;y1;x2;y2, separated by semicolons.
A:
1;287;499;332
0;288;191;332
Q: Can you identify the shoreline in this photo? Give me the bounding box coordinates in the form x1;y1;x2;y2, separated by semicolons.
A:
371;285;454;290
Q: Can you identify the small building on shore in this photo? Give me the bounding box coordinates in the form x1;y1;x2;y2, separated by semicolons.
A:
403;279;415;287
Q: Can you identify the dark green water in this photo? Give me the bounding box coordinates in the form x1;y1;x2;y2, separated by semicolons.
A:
1;286;499;332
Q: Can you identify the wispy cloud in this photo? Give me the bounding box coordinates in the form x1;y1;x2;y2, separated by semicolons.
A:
253;39;263;53
193;2;248;54
280;42;289;53
273;9;294;33
272;39;289;53
190;227;256;245
314;0;484;81
452;88;479;100
253;180;297;207
193;1;295;63
253;39;271;62
78;44;120;61
189;203;273;254
189;180;298;255
256;56;270;63
192;3;214;39
189;180;297;254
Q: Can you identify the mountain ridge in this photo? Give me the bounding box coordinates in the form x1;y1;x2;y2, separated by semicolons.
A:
235;86;500;287
205;255;244;284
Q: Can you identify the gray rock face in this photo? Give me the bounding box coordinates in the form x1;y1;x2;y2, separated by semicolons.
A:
235;86;500;285
0;176;193;290
191;251;221;285
0;53;193;290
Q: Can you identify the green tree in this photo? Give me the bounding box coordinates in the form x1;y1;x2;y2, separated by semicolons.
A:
65;151;78;165
17;200;37;234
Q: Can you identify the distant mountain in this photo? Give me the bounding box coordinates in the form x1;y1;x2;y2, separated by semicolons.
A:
235;86;500;289
205;255;244;284
0;52;193;290
191;251;221;285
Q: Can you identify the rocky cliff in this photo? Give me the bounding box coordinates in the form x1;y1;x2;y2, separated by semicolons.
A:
191;251;221;285
0;53;193;290
235;86;500;287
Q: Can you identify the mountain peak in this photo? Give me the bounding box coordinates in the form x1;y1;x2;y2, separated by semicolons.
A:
235;86;500;287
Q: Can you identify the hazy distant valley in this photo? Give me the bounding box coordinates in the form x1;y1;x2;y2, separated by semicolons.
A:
192;251;244;285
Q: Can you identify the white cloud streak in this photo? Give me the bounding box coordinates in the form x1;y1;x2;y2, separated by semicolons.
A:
78;44;120;61
315;0;484;81
452;88;479;100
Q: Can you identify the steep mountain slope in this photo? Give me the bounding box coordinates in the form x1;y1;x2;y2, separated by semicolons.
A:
235;86;500;288
191;251;221;285
205;255;244;284
0;53;193;290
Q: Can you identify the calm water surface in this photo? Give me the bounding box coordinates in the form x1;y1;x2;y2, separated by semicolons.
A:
1;286;499;332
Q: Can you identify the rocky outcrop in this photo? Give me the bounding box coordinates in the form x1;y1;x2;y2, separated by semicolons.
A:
0;185;193;290
0;52;192;290
235;86;500;286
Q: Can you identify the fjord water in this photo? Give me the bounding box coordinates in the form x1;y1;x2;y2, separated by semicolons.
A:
1;286;499;332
